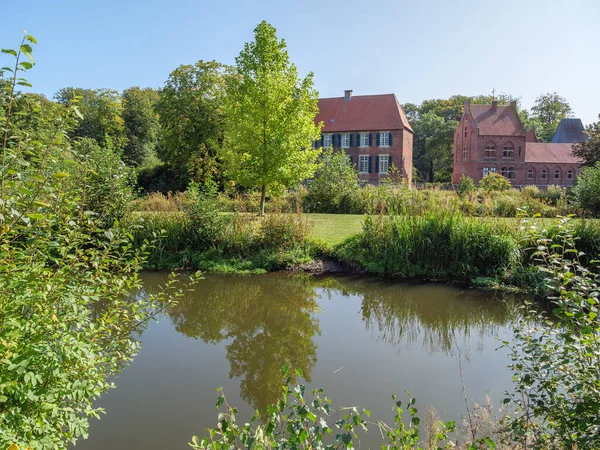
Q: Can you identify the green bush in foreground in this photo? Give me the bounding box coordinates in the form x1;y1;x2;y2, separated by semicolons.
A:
190;367;461;450
573;162;600;215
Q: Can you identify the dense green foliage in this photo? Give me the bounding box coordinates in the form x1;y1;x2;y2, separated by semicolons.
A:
304;148;360;213
572;114;600;166
0;34;194;449
122;86;160;167
573;162;600;215
504;217;600;448
155;60;230;185
221;21;321;215
478;173;512;192
335;212;519;279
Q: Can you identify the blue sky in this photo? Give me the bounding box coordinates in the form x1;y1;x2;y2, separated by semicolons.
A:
2;0;599;124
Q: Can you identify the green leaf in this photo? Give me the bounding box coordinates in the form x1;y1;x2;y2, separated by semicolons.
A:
1;49;17;57
25;34;38;44
19;61;33;70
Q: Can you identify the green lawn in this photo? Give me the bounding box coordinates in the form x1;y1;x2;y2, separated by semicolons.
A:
305;213;365;245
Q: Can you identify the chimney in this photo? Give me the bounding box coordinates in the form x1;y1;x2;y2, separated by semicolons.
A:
491;100;498;111
526;127;537;143
510;100;517;109
463;100;470;112
344;90;353;100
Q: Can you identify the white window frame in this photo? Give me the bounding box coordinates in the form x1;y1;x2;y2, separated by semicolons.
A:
359;155;369;174
341;133;351;148
483;167;489;177
379;154;390;174
463;147;468;159
567;169;573;179
490;167;497;173
379;131;390;147
323;133;332;148
527;169;534;179
360;133;369;147
554;169;560;179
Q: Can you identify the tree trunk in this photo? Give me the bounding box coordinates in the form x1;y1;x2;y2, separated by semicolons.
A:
259;184;266;216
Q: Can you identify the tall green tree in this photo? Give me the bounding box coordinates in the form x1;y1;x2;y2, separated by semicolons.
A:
221;21;321;215
54;87;127;149
122;86;160;167
155;61;230;185
528;92;573;142
413;112;457;182
572;114;600;166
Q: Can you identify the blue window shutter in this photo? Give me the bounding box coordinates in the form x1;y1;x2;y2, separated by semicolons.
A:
320;135;324;147
376;133;380;146
376;156;380;173
349;134;353;147
368;156;372;173
389;132;393;146
369;133;373;146
357;133;361;146
338;134;342;147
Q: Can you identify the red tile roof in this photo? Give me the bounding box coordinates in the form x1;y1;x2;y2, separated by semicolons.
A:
316;94;413;133
525;143;582;164
469;104;524;136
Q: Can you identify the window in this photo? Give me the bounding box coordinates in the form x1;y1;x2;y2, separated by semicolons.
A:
379;132;390;147
323;133;332;148
567;169;574;179
508;167;515;179
501;167;509;178
527;169;534;180
379;155;390;174
483;167;489;177
554;169;560;180
360;133;369;147
341;133;351;148
464;127;468;138
490;167;497;173
463;147;468;159
359;155;369;174
518;146;522;157
485;145;496;159
541;169;547;179
503;145;514;159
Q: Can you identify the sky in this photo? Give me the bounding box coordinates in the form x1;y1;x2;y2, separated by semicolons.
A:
2;0;599;124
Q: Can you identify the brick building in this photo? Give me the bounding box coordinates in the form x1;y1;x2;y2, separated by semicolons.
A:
315;90;414;183
452;101;584;187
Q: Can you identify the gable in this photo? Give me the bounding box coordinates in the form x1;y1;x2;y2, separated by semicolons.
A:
468;104;524;137
316;94;413;133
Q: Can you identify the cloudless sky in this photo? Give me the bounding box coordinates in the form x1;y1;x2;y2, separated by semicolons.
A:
2;0;599;123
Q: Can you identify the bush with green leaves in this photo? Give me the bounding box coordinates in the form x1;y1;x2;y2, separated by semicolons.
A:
478;172;511;192
190;366;459;450
304;148;360;213
0;34;196;449
456;174;476;197
503;216;600;449
573;162;600;214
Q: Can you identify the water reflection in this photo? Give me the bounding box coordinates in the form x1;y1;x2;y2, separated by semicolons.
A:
327;278;517;355
152;274;321;410
141;273;519;409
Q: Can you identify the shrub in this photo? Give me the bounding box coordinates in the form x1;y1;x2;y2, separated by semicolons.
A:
304;148;360;213
479;172;511;192
184;180;226;248
504;217;600;448
259;213;313;249
457;174;476;197
573;163;600;214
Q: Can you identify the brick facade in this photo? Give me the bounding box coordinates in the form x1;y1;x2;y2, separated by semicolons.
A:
316;92;413;184
452;101;582;187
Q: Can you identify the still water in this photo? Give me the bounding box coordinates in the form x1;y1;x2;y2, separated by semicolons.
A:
77;272;521;449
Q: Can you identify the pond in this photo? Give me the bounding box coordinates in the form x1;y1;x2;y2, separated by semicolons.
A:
77;272;523;449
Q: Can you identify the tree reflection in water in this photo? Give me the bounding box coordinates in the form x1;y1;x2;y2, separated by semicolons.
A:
140;273;521;410
163;273;321;411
